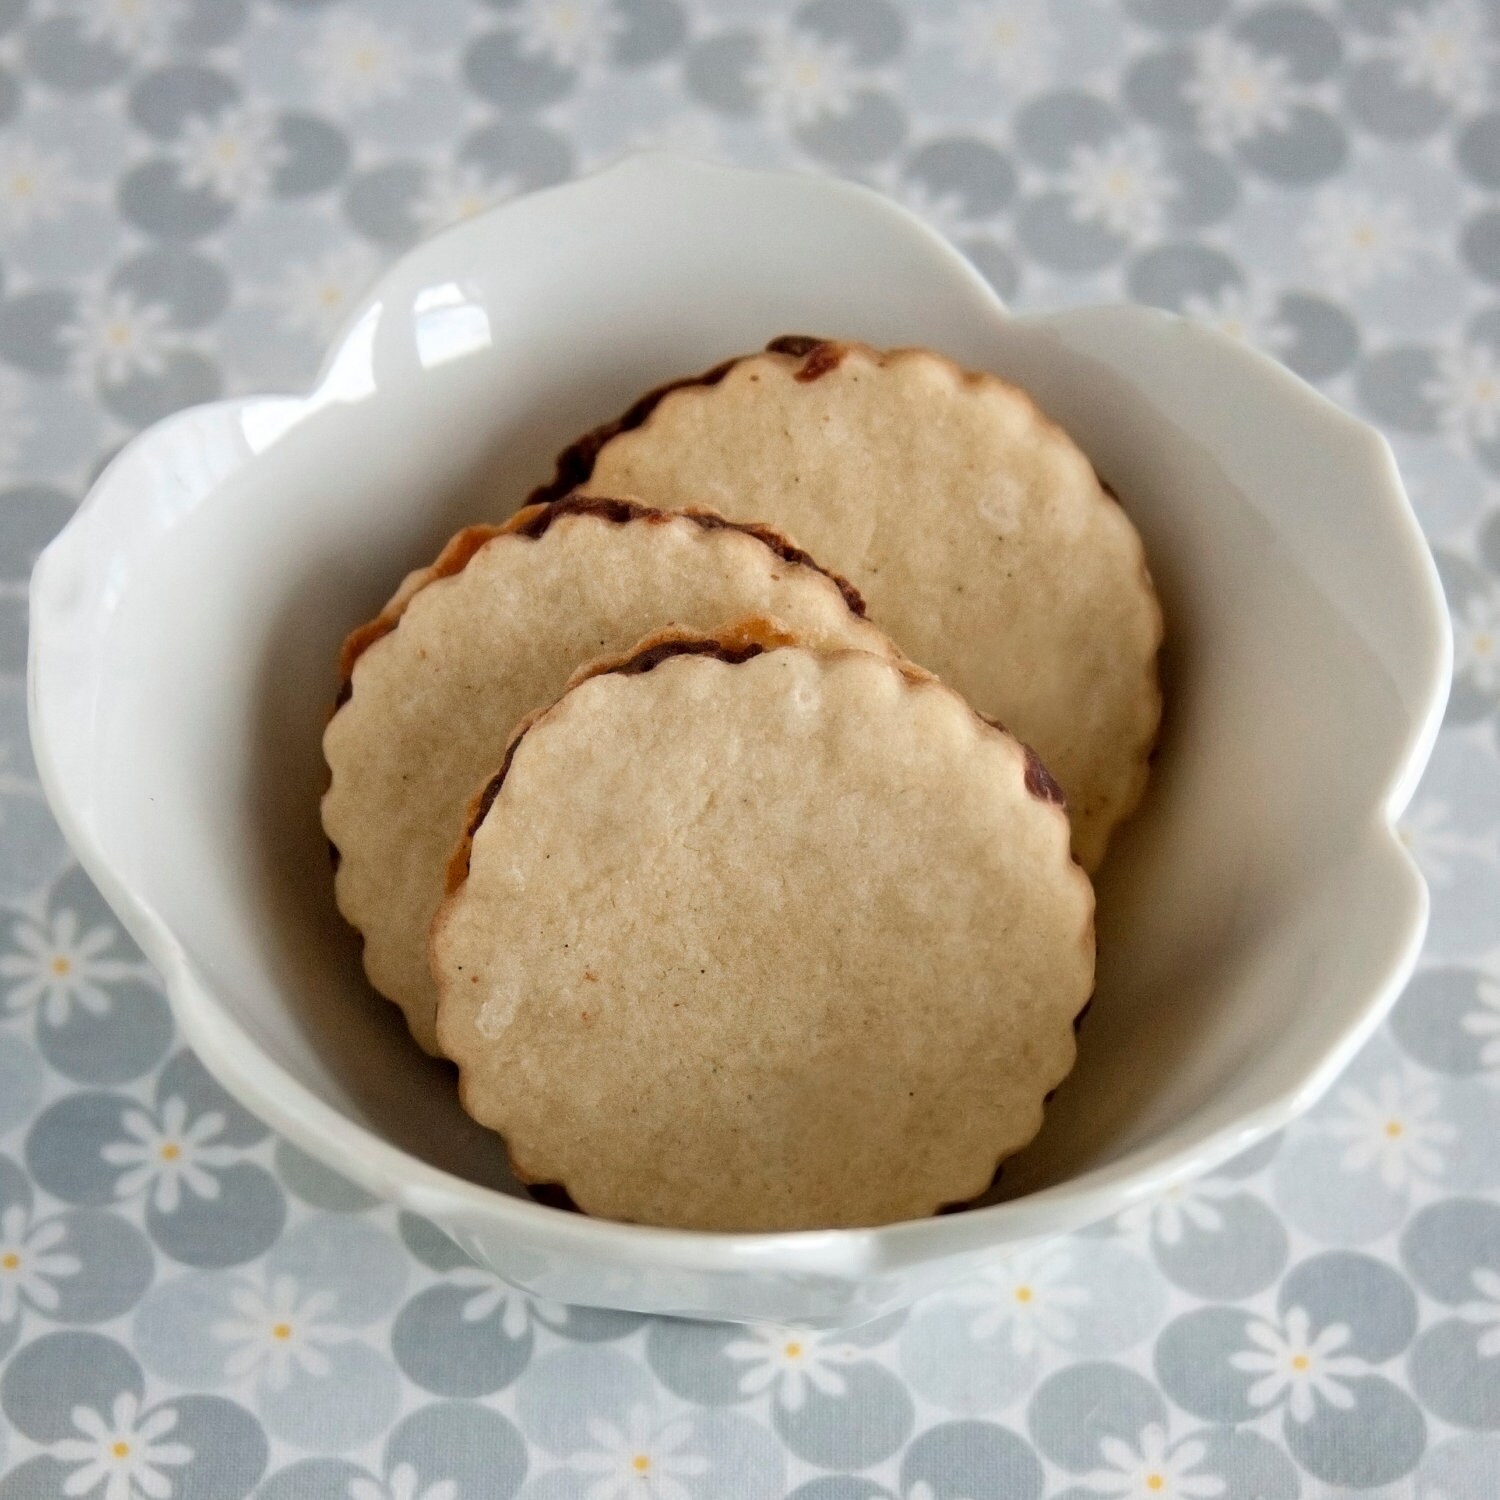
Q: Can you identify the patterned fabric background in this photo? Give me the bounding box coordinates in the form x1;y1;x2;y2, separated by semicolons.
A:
2;0;1499;1495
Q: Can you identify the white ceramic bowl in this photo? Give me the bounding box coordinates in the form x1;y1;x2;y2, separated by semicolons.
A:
29;155;1450;1326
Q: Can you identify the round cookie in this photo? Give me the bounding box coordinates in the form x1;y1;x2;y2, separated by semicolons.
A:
322;498;897;1054
539;337;1163;871
432;620;1095;1232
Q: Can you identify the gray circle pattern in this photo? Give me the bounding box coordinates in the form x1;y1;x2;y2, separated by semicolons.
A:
1;0;1499;1494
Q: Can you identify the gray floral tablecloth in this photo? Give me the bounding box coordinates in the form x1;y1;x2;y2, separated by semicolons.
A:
2;0;1499;1495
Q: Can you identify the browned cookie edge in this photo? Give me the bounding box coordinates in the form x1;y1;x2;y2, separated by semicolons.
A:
332;494;868;710
440;617;800;897
527;337;851;507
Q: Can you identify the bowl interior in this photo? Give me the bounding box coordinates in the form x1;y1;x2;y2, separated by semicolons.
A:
41;162;1435;1233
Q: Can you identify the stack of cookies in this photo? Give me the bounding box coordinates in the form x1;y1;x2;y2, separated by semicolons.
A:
321;338;1163;1233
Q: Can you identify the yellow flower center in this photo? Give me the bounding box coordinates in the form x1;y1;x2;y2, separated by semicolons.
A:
1;1253;19;1271
1146;1476;1165;1493
1106;169;1134;199
632;1454;651;1474
795;61;821;87
50;956;70;976
112;1441;131;1460
1292;1353;1310;1371
354;47;378;72
1232;77;1258;102
105;322;132;348
784;1341;802;1359
216;139;241;163
993;19;1017;43
1433;36;1456;59
272;1322;293;1340
159;1142;180;1161
555;5;579;29
318;285;343;307
1354;225;1376;247
1475;377;1497;401
1385;1120;1404;1138
1014;1285;1033;1304
1474;632;1494;655
10;173;34;197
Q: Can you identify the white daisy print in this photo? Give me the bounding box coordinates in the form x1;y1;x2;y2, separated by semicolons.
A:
750;23;857;129
949;1243;1088;1354
572;1405;709;1500
1426;341;1500;445
1396;797;1474;885
896;176;976;244
1115;1176;1239;1246
0;908;138;1027
275;246;381;340
1462;977;1500;1069
722;1325;856;1411
1302;189;1419;292
349;1464;457;1500
1458;1265;1500;1357
308;15;410;110
1327;1071;1456;1189
511;0;622;70
1081;1424;1226;1499
50;1393;193;1500
0;1205;81;1322
413;162;516;234
102;1096;237;1213
1061;136;1174;240
445;1264;555;1339
1186;34;1295;146
1453;589;1500;692
62;287;174;385
0;139;79;235
78;0;183;53
211;1274;346;1388
1391;0;1494;108
1180;282;1292;356
953;0;1056;85
175;104;285;201
1230;1305;1365;1422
